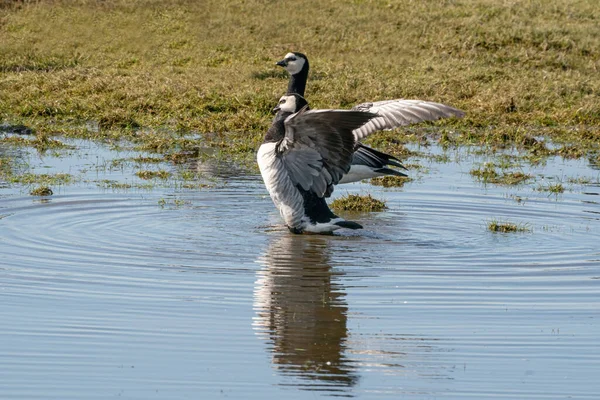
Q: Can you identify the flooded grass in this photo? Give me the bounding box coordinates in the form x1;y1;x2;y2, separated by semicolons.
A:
487;219;532;233
0;135;75;152
331;194;387;212
0;156;13;175
371;176;413;188
158;197;189;208
29;186;53;196
537;182;566;194
95;179;157;191
130;156;165;164
470;164;533;185
96;180;134;190
5;172;75;187
135;170;171;180
567;176;598;185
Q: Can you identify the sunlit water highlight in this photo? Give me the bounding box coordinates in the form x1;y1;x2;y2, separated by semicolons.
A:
1;139;599;399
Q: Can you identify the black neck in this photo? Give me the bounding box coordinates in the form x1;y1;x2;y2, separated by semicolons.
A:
287;68;308;96
264;111;293;143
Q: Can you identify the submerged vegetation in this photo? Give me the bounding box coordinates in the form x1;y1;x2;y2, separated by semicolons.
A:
331;194;387;212
371;176;413;188
0;134;74;152
29;186;53;196
537;182;566;193
5;172;75;187
135;170;171;180
470;164;533;185
158;197;188;208
488;219;532;233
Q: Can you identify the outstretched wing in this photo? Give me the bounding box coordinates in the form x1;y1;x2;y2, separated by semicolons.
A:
352;99;465;141
279;107;376;197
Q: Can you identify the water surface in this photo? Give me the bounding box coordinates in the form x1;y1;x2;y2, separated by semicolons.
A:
1;139;599;399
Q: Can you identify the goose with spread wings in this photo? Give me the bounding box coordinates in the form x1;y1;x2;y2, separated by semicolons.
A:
258;95;377;234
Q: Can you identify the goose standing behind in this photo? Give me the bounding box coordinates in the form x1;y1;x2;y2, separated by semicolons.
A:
258;95;377;234
276;52;309;97
276;52;465;137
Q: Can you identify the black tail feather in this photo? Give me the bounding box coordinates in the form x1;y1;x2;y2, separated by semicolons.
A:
354;144;407;170
374;167;408;178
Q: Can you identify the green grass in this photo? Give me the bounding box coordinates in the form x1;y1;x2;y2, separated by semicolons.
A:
330;194;387;212
0;0;598;165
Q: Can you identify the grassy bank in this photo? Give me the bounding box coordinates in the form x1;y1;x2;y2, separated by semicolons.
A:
1;0;599;164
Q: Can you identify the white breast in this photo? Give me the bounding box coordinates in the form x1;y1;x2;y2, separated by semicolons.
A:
257;143;306;229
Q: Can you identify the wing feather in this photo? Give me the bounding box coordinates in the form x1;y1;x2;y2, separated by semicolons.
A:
278;107;376;197
351;99;465;141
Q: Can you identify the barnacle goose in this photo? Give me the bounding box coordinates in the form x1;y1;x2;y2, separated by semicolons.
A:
276;52;465;139
276;52;309;97
258;94;378;234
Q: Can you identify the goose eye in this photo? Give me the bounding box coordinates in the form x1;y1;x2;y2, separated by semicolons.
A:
280;99;286;104
289;57;296;61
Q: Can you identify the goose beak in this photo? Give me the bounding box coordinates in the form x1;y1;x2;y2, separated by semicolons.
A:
272;104;281;114
276;59;287;67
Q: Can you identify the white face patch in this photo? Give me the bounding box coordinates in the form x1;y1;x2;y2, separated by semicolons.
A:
283;53;306;75
277;95;297;113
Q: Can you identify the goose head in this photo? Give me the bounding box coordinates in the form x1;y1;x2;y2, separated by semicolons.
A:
276;52;308;76
272;94;309;114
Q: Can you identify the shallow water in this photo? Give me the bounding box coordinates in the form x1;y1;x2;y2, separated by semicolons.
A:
1;139;599;399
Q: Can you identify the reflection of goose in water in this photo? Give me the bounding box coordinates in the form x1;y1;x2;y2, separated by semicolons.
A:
254;235;452;394
253;234;358;390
